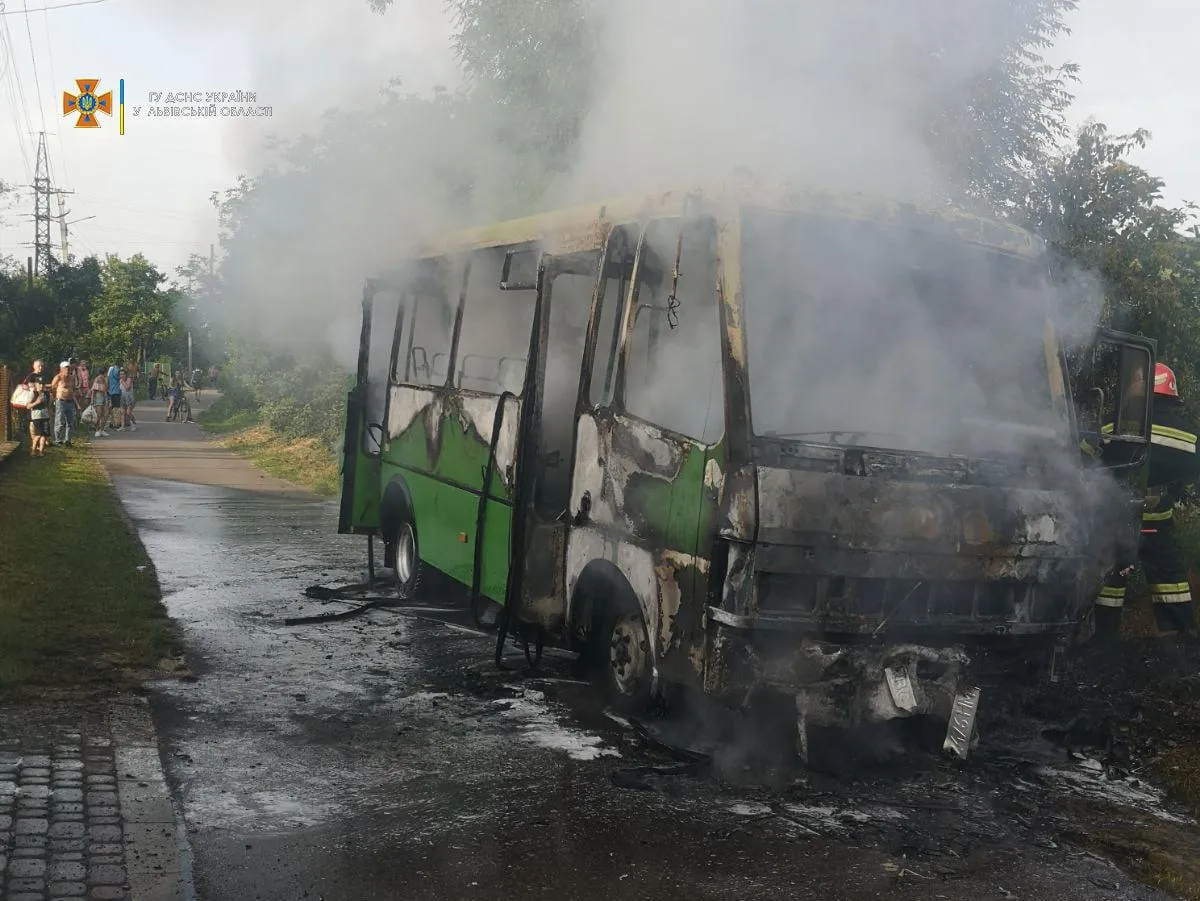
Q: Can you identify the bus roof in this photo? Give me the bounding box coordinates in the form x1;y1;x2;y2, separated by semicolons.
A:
407;178;1046;262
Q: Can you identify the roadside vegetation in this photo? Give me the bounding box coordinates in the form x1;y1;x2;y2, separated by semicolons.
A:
0;445;181;701
196;356;347;496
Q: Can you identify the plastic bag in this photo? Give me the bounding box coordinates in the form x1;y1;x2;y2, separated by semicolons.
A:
10;383;35;409
81;404;98;425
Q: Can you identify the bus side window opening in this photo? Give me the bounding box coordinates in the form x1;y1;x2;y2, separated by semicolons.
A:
456;245;539;395
623;219;723;444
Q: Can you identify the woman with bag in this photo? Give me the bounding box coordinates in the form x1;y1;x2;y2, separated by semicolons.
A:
22;361;51;457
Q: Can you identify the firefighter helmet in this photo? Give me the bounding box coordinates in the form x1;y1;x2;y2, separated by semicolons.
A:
1154;362;1180;399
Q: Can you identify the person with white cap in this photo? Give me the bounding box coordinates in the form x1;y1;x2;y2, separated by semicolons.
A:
48;360;80;446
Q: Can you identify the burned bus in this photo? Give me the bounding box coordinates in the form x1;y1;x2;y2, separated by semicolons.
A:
338;182;1154;757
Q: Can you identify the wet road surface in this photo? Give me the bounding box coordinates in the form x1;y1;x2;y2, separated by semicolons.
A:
96;401;1190;900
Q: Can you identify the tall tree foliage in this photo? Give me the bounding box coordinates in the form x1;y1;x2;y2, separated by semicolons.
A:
0;257;101;366
1029;122;1200;414
87;255;180;366
367;0;1080;211
921;0;1080;208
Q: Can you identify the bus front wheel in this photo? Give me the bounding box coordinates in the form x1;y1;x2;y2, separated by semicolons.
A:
598;605;653;715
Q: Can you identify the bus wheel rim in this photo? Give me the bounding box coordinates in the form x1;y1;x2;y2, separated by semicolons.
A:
609;612;647;696
396;523;416;584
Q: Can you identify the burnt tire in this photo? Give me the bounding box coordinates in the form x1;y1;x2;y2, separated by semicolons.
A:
597;601;653;716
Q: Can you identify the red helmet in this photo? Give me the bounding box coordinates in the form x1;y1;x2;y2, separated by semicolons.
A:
1154;362;1180;399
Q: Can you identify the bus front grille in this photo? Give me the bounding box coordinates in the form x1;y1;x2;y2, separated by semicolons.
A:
756;573;1065;626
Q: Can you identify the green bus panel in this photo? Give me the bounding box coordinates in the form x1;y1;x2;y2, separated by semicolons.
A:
623;436;723;556
380;462;514;604
386;398;517;504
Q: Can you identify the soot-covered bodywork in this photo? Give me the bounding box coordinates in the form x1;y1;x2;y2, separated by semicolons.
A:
346;181;1152;760
699;441;1142;750
669;193;1153;755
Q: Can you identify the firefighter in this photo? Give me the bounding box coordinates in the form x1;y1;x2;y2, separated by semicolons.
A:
1093;361;1200;641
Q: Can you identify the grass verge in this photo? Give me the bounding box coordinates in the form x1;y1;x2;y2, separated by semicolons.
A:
1067;809;1200;901
0;440;180;702
197;393;261;436
200;398;339;496
211;426;340;496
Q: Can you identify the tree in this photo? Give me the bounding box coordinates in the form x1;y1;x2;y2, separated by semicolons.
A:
367;0;1080;212
47;257;103;339
0;256;103;366
919;0;1081;209
87;255;180;367
1028;122;1200;417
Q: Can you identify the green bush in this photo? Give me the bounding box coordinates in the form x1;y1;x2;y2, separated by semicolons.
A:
210;336;352;450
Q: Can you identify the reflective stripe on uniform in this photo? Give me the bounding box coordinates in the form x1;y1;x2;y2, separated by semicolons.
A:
1096;595;1126;608
1101;421;1141;435
1151;433;1197;454
1149;581;1192;604
1102;422;1197;453
1097;586;1126;607
1143;508;1175;521
1151;423;1197;454
1149;581;1190;593
1152;591;1192;604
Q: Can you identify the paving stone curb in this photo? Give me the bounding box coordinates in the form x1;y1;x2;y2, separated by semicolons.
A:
0;698;193;901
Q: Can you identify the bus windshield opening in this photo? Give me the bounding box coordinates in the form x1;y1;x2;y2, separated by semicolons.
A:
741;209;1069;458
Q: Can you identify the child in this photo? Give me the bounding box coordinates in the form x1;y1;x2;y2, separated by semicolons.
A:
90;371;110;437
120;371;138;432
167;382;183;421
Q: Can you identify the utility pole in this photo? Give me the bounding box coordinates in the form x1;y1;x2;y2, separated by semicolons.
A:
60;214;96;262
32;132;74;276
57;194;68;262
32;134;52;277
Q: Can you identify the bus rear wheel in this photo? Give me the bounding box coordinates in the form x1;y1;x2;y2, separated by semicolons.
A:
599;606;653;715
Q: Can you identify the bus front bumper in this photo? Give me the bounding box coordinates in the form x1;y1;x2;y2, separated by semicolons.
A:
704;609;984;757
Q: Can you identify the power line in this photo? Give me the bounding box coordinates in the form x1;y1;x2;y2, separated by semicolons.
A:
20;2;49;142
0;31;32;180
71;193;215;222
0;16;40;168
0;0;112;15
40;1;67;187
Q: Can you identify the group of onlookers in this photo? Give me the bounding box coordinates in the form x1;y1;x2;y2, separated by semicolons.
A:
15;357;212;456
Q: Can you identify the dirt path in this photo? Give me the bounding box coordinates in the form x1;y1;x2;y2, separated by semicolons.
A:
89;390;313;495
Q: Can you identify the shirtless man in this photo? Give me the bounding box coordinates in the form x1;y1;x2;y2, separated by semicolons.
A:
49;360;80;446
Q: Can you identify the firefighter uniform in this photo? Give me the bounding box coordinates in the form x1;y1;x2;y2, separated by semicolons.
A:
1094;363;1200;638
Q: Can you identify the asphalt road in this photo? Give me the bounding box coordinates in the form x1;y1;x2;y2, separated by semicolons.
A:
92;394;1188;901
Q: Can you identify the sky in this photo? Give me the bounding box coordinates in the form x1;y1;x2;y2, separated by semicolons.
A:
0;0;1195;280
0;0;457;277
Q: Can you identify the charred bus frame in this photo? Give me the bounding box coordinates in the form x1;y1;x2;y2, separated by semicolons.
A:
339;181;1154;757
